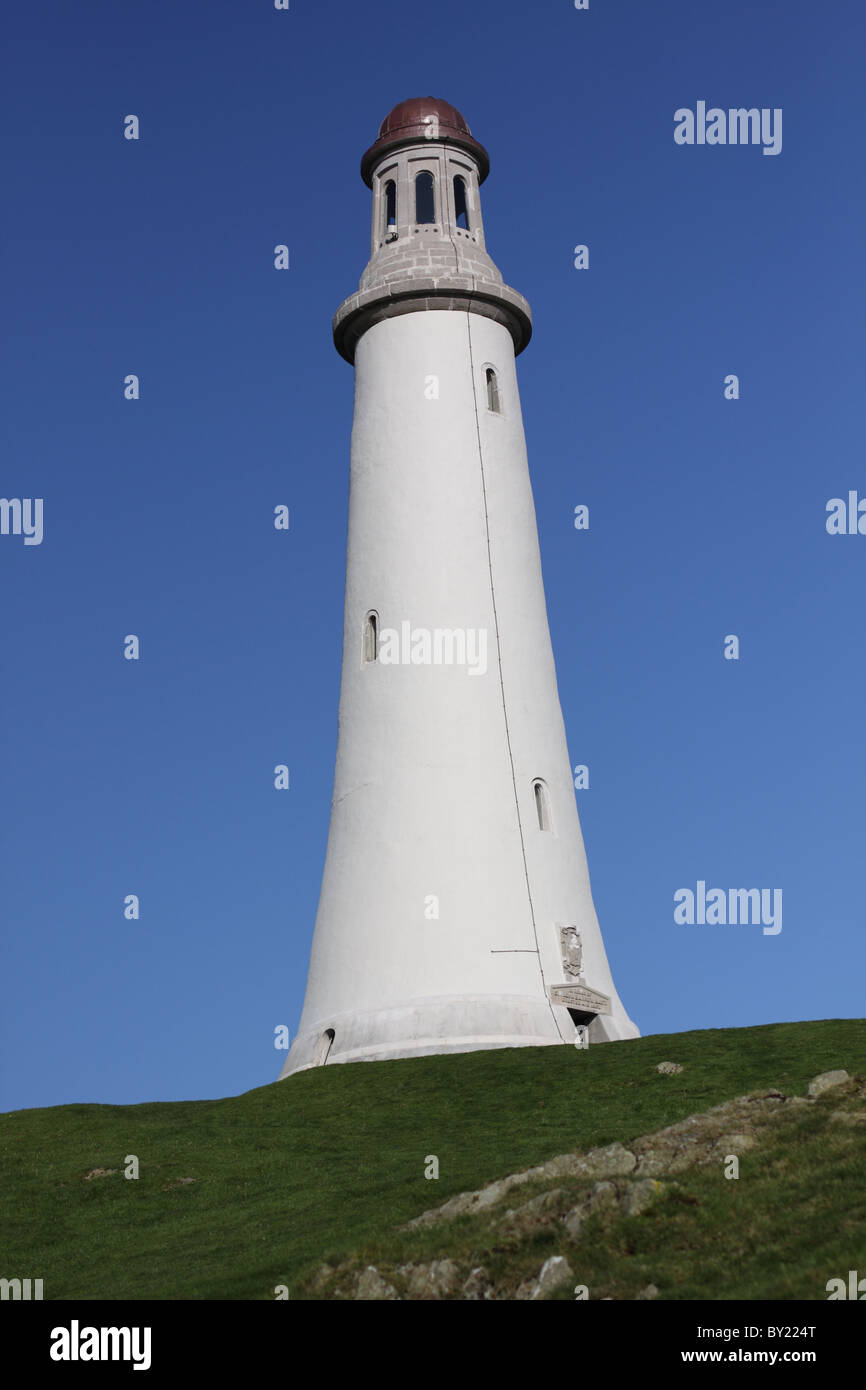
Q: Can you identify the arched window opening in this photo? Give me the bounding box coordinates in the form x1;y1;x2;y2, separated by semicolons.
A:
415;170;436;224
454;175;469;229
384;179;396;229
486;367;501;413
363;611;378;663
314;1029;335;1067
534;780;552;832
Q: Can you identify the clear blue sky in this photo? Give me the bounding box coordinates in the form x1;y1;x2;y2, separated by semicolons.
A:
2;1;864;1111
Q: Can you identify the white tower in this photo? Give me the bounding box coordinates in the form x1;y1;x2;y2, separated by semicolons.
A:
280;98;638;1078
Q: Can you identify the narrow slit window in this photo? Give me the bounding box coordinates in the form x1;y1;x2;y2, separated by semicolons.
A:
454;175;469;229
534;780;552;831
384;179;396;229
363;612;378;662
486;367;501;413
415;170;435;224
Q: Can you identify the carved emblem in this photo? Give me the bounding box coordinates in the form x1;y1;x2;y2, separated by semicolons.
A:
560;925;584;980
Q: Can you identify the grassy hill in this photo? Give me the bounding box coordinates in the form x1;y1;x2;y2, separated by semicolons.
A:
2;1019;864;1300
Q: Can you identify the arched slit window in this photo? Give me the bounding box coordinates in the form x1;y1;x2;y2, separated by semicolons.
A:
454;175;469;229
485;367;501;413
533;780;552;832
363;611;378;663
415;170;435;224
314;1029;335;1067
383;179;396;230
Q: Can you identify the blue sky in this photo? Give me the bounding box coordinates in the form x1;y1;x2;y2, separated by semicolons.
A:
2;0;864;1111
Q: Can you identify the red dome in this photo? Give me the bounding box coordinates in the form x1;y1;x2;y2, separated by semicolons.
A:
361;97;490;186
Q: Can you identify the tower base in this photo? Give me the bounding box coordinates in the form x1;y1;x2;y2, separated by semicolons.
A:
278;993;638;1078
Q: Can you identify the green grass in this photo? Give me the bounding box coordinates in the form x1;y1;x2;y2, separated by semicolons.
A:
1;1019;864;1299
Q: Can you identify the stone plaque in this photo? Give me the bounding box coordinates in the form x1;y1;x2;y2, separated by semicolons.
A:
550;983;611;1015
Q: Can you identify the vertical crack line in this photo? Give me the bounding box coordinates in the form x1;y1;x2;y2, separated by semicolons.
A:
465;314;565;1041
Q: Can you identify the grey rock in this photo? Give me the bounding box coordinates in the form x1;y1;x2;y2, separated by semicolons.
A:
808;1069;849;1098
660;1144;705;1175
636;1284;659;1300
462;1266;493;1300
401;1259;461;1300
712;1133;757;1155
829;1109;866;1126
574;1142;637;1179
656;1062;683;1075
586;1180;619;1216
516;1255;576;1301
534;1255;575;1300
407;1148;633;1229
539;1142;637;1183
562;1205;584;1241
406;1080;811;1233
634;1150;666;1179
407;1165;545;1228
355;1266;398;1301
562;1180;620;1241
310;1263;334;1292
621;1179;664;1217
501;1188;565;1234
539;1153;586;1179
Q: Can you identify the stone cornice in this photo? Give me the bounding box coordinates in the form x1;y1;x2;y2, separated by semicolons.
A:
333;277;532;363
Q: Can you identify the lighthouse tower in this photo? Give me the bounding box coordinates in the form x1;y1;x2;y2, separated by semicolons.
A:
280;98;638;1078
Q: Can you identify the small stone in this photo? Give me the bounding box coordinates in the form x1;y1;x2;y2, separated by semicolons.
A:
402;1259;461;1300
462;1267;493;1300
501;1188;564;1234
808;1070;849;1098
587;1180;619;1216
636;1284;659;1300
634;1150;666;1179
310;1263;334;1292
355;1266;398;1301
829;1109;866;1126
578;1142;637;1179
562;1205;584;1241
532;1255;574;1300
82;1168;117;1180
543;1142;636;1182
656;1062;683;1075
621;1179;664;1217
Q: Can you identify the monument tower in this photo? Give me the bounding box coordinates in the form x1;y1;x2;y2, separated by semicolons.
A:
280;98;638;1077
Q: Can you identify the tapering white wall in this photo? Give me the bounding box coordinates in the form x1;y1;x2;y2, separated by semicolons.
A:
280;301;638;1077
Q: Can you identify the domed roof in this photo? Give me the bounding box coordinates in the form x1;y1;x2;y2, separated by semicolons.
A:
361;97;490;186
